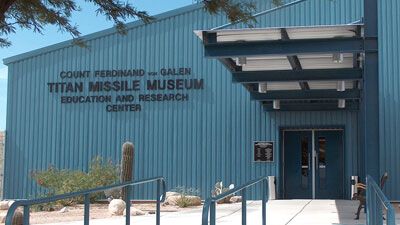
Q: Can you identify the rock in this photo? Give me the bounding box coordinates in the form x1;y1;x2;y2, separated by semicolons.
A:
0;200;16;210
131;207;146;216
162;192;181;205
165;195;180;206
108;199;126;216
12;210;23;225
8;201;15;208
165;192;180;198
186;196;201;206
122;207;146;216
217;197;232;204
165;195;201;207
229;196;242;203
59;207;68;213
1;210;23;225
0;201;9;210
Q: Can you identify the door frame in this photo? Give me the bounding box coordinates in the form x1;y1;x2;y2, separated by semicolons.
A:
279;126;346;199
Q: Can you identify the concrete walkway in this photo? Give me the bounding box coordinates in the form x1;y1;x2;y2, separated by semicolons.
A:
266;200;366;225
45;200;397;225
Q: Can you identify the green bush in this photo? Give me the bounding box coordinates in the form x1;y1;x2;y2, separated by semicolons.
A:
171;186;200;208
31;156;119;206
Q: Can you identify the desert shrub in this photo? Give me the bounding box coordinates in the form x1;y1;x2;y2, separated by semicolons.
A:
31;156;119;206
171;186;200;208
172;186;200;196
175;196;192;208
30;194;58;212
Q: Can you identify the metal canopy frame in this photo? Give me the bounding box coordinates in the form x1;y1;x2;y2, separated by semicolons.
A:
198;23;369;111
264;101;359;111
251;89;360;101
232;68;363;83
280;28;309;90
203;37;366;57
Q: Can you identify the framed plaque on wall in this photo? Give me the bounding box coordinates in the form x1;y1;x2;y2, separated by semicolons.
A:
253;141;274;162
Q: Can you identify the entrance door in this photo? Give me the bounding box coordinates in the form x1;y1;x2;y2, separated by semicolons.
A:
284;131;313;199
283;130;344;199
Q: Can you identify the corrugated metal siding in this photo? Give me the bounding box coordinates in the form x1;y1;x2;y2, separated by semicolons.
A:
4;0;365;200
0;131;4;198
228;0;363;29
379;0;400;200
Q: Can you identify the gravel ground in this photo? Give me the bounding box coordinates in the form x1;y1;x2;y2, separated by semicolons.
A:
0;203;202;224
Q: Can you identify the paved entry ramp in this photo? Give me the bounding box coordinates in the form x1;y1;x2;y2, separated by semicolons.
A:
266;200;366;225
49;200;394;225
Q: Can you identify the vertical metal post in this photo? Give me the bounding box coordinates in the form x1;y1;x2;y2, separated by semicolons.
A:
241;189;246;225
366;177;371;225
125;186;131;225
84;194;90;225
311;130;316;199
370;192;375;225
23;205;29;225
156;179;161;225
376;196;383;225
374;194;379;225
387;207;396;225
262;179;267;225
210;201;216;225
363;0;380;181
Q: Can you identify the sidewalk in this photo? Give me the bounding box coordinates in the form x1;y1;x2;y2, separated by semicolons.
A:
43;200;393;225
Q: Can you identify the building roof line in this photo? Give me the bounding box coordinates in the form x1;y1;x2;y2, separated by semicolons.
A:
3;3;204;65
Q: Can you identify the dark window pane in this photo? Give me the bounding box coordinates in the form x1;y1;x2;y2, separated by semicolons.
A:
301;136;309;189
318;137;326;189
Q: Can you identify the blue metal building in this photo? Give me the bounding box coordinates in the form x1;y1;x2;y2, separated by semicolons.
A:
3;0;400;200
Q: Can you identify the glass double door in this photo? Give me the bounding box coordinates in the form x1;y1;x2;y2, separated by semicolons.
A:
283;130;344;199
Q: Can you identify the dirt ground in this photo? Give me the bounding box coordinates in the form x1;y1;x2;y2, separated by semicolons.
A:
0;203;202;224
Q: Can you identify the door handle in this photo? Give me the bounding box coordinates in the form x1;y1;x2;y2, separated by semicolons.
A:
308;153;311;170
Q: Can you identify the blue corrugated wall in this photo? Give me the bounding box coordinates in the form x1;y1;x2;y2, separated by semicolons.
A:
4;0;399;200
378;0;400;200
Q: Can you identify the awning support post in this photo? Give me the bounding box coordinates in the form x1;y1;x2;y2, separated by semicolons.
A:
362;0;379;181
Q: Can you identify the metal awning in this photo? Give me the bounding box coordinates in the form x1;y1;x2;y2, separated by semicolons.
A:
195;24;365;111
194;25;359;42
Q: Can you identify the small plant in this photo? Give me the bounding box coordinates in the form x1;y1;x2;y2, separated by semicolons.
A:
31;156;119;207
172;186;200;196
175;196;193;208
171;186;201;208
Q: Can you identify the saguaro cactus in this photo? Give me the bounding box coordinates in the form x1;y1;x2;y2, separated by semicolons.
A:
120;142;134;200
